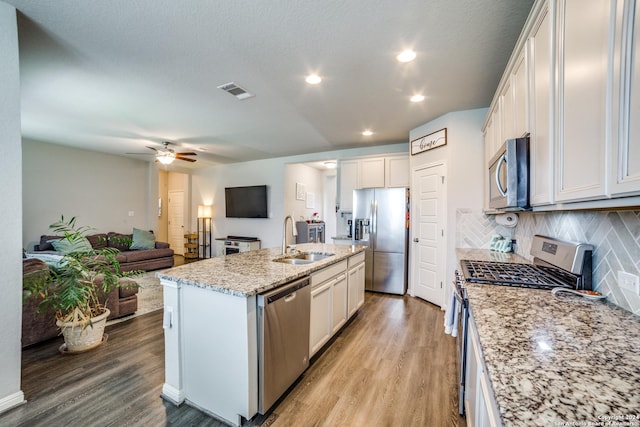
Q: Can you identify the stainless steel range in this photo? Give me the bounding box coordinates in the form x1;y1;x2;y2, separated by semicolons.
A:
460;234;594;290
452;234;594;416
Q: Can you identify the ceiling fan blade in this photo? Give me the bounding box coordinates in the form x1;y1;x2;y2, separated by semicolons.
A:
176;156;197;163
146;146;159;152
176;152;198;156
125;152;154;155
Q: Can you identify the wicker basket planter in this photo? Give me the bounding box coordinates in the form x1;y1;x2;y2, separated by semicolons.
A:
57;308;110;353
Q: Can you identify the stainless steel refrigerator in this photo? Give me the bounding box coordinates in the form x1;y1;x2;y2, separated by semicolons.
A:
352;188;408;295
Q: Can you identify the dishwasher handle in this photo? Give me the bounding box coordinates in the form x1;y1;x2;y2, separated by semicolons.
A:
259;276;310;306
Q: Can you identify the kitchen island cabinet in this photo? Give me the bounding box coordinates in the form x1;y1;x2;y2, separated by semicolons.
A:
157;244;366;426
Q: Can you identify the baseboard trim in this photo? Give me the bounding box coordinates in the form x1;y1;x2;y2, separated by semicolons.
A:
161;383;184;405
0;391;25;414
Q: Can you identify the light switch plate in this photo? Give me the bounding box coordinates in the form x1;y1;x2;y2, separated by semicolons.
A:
618;271;639;295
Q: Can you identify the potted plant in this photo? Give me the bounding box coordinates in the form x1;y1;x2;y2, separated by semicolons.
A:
23;216;140;353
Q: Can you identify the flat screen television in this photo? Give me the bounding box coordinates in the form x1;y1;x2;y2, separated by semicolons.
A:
225;185;268;218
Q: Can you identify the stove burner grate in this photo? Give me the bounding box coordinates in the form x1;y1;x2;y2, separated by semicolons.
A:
460;260;577;290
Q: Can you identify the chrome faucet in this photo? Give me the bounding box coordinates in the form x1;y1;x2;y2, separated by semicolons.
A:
282;215;298;254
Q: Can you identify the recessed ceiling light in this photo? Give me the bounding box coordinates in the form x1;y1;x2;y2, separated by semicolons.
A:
362;130;373;136
396;50;416;63
324;161;337;169
410;94;425;103
305;74;322;84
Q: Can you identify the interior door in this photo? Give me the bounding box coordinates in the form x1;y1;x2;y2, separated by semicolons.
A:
168;190;185;255
411;163;446;306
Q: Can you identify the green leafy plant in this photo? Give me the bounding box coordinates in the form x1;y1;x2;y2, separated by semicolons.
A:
23;215;140;329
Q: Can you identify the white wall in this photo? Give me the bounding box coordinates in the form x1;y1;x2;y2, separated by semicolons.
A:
0;1;25;413
22;139;154;249
191;143;408;250
409;108;487;304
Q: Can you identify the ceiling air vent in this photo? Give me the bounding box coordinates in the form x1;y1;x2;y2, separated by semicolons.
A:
217;82;255;100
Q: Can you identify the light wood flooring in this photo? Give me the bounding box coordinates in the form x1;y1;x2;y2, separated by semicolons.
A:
1;293;464;427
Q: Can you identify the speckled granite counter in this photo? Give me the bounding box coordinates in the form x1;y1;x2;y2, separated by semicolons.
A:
456;248;640;426
157;243;365;297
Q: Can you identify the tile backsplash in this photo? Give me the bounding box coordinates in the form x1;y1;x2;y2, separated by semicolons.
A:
456;209;640;315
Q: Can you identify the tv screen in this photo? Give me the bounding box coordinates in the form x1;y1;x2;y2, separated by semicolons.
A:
225;185;268;218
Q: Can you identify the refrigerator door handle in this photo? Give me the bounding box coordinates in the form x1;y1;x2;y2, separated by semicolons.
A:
371;199;376;249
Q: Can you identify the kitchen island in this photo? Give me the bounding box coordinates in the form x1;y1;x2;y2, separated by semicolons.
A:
457;249;640;426
157;243;366;426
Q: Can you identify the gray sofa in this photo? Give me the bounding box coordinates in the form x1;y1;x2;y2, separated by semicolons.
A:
33;231;174;272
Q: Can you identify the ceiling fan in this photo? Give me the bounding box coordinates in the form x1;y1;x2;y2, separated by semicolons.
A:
128;141;197;165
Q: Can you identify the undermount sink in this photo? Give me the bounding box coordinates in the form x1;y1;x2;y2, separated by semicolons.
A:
273;251;335;265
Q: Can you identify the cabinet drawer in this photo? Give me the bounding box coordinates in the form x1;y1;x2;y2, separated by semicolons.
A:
348;252;365;268
311;260;347;287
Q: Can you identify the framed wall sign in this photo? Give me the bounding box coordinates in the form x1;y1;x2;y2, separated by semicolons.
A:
296;182;306;200
411;128;447;155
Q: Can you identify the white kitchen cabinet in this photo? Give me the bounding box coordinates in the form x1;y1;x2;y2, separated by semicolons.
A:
528;0;555;206
309;259;348;357
331;273;348;334
347;252;365;318
338;160;359;211
360;157;385;188
500;77;515;142
465;312;502;427
555;0;613;202
385;156;410;188
310;279;333;357
513;51;529;138
611;1;640;196
339;156;409;211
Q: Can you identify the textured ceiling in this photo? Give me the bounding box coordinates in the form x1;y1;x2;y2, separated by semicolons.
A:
7;0;534;168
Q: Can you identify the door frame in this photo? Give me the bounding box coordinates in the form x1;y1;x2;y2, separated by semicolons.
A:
408;160;447;307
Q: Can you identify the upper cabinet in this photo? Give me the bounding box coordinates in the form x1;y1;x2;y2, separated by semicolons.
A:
360;158;386;188
611;0;640;196
528;0;554;206
484;0;640;211
338;160;359;212
338;155;409;211
555;0;613;202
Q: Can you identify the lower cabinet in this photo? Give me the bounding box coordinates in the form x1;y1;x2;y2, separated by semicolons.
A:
347;252;365;318
310;279;333;356
310;253;365;357
466;312;502;427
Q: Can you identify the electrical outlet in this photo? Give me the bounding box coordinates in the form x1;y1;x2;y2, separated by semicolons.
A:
618;271;640;295
128;211;135;217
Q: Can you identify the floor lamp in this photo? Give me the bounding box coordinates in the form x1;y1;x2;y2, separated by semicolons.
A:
197;205;212;258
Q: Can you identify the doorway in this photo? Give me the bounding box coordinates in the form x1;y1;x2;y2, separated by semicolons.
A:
168;190;185;255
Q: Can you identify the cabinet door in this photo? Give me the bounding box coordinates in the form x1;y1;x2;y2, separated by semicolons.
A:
385;156;409;188
612;1;640;196
491;105;503;155
500;77;515;141
513;50;528;138
360;158;385;188
529;0;555;206
347;262;365;318
339;160;359;211
555;0;612;202
331;274;348;334
310;280;333;356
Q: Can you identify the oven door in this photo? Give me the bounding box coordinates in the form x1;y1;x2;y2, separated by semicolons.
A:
225;246;240;255
453;278;469;416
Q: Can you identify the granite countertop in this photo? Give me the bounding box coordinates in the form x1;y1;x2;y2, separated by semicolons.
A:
456;248;640;426
157;243;365;297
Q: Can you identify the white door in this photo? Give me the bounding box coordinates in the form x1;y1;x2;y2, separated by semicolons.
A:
168;190;185;255
411;163;446;306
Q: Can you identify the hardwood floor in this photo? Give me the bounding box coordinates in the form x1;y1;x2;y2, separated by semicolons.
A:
1;293;464;427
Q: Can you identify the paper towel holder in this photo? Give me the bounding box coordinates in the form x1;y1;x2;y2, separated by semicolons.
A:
496;213;518;228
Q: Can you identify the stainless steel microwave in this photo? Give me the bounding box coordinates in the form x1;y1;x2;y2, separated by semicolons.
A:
488;137;530;211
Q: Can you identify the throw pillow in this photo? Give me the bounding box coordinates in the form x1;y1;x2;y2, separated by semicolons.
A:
49;236;93;254
130;228;156;250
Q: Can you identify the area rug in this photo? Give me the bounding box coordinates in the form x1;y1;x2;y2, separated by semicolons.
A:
106;270;164;326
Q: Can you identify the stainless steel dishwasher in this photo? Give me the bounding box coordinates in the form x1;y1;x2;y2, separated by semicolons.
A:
257;276;311;414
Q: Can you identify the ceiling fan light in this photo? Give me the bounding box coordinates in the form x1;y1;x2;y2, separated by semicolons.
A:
157;152;176;165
